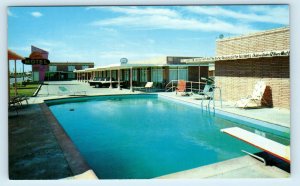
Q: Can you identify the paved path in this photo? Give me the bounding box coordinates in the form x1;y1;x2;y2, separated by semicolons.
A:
9;104;73;179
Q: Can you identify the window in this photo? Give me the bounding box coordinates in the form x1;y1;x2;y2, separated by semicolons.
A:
169;68;178;81
140;68;148;82
133;69;138;81
178;67;188;80
68;73;75;79
49;65;57;72
68;66;75;72
124;70;129;81
169;67;188;81
112;70;117;80
82;65;89;70
151;67;163;83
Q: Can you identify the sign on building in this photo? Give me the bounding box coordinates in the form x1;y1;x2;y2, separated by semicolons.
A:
120;58;128;65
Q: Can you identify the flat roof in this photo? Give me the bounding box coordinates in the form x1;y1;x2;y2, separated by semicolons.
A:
216;26;289;42
74;63;208;72
182;50;290;63
49;62;94;65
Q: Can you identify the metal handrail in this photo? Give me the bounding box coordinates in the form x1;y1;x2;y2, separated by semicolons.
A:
165;80;206;92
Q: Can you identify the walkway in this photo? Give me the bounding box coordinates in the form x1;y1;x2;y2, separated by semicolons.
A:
158;92;290;129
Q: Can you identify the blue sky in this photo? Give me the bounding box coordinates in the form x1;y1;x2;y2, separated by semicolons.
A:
8;5;289;72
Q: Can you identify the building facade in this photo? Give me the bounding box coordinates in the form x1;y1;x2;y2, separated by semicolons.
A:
214;27;290;108
75;56;209;90
32;62;94;81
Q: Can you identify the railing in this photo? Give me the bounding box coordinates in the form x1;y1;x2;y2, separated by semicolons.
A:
165;80;223;110
165;80;206;93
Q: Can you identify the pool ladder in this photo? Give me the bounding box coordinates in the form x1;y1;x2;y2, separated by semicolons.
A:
201;86;223;112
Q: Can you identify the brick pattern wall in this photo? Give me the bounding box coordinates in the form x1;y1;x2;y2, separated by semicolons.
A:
216;27;289;56
215;57;290;108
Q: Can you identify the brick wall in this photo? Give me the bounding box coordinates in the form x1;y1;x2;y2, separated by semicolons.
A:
215;57;290;108
216;27;289;56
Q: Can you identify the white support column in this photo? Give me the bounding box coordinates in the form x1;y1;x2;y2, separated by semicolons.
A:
199;65;201;92
177;66;179;81
118;68;121;90
109;68;112;89
130;67;133;92
14;60;17;96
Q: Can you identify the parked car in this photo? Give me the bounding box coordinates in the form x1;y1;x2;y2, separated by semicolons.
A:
89;77;122;88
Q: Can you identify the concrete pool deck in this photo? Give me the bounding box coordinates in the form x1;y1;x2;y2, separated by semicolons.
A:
8;80;290;179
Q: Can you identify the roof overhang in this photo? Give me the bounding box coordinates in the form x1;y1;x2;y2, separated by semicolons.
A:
74;63;208;72
8;49;25;60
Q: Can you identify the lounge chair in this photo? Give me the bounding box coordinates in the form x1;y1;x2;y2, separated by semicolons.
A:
9;95;29;107
133;82;153;92
221;127;290;163
235;80;267;108
199;84;214;99
144;82;153;92
9;95;29;114
176;80;190;96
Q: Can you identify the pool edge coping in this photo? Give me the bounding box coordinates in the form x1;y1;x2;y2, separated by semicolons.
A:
40;103;98;179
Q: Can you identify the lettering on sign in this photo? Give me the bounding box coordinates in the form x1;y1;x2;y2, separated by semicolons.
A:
181;50;290;63
22;58;50;65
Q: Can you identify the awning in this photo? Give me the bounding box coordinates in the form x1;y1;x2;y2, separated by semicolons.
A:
8;49;25;60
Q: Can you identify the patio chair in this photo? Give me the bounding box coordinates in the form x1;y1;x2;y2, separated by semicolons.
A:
176;80;189;96
235;80;267;108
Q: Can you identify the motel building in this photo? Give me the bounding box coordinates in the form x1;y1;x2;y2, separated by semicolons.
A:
74;56;213;91
32;62;94;81
183;27;290;109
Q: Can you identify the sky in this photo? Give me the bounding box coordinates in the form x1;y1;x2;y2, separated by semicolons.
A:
7;5;289;72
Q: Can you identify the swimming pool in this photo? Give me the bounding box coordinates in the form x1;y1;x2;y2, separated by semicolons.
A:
47;94;290;179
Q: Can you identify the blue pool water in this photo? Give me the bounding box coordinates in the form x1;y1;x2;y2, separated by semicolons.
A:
47;95;289;179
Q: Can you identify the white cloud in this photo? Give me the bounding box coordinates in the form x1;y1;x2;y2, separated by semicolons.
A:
87;6;179;17
89;6;263;34
31;11;43;18
91;14;257;34
186;6;289;25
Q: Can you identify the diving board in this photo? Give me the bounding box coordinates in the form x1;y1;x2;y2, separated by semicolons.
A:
221;127;290;163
